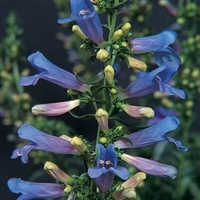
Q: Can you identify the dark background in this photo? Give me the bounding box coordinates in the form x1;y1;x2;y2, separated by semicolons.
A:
1;1;195;200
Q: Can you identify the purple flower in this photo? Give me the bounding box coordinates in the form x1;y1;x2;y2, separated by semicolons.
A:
20;51;90;93
131;30;181;67
147;106;178;125
121;154;177;179
58;0;104;44
7;178;65;199
32;99;81;116
120;62;185;99
11;123;78;163
114;116;188;152
88;144;129;192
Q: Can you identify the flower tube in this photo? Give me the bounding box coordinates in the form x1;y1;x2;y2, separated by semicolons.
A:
58;0;104;44
11;124;78;163
20;51;90;93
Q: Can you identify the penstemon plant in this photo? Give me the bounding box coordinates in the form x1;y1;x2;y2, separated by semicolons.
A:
7;1;188;199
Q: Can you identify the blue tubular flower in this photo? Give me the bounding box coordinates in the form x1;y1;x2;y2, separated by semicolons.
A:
11;124;78;163
114;116;188;152
88;144;129;193
131;30;181;67
7;178;65;200
121;154;177;179
58;0;104;44
20;51;90;93
120;62;185;99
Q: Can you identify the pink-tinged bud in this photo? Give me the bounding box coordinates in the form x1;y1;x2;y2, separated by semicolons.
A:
31;99;80;116
121;172;146;188
127;56;147;71
104;65;115;85
95;108;109;133
112;172;146;200
70;136;87;153
96;49;109;62
44;161;73;183
120;104;155;118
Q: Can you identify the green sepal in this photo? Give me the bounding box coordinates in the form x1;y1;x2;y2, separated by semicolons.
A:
75;70;104;84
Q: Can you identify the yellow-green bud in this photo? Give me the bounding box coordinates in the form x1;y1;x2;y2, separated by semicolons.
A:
112;44;120;50
104;65;115;85
72;25;88;40
191;69;199;79
127;56;147;71
121;23;131;35
64;185;72;193
185;100;194;109
100;137;107;144
112;29;123;41
161;98;174;108
140;107;155;118
96;49;109;62
177;17;185;24
70;136;87;153
181;68;190;77
44;161;73;183
95;108;109;133
110;88;117;95
121;42;128;48
80;44;87;50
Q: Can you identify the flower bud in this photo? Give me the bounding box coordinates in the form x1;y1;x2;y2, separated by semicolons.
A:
127;56;147;71
72;25;88;40
110;88;117;95
191;69;199;79
64;185;72;193
95;108;109;133
99;137;107;144
112;29;123;41
120;104;154;118
104;65;115;85
139;107;155;118
121;42;128;48
112;172;146;200
96;49;109;62
44;161;73;183
112;44;120;50
70;136;87;153
122;188;136;199
121;23;131;35
31;100;80;116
